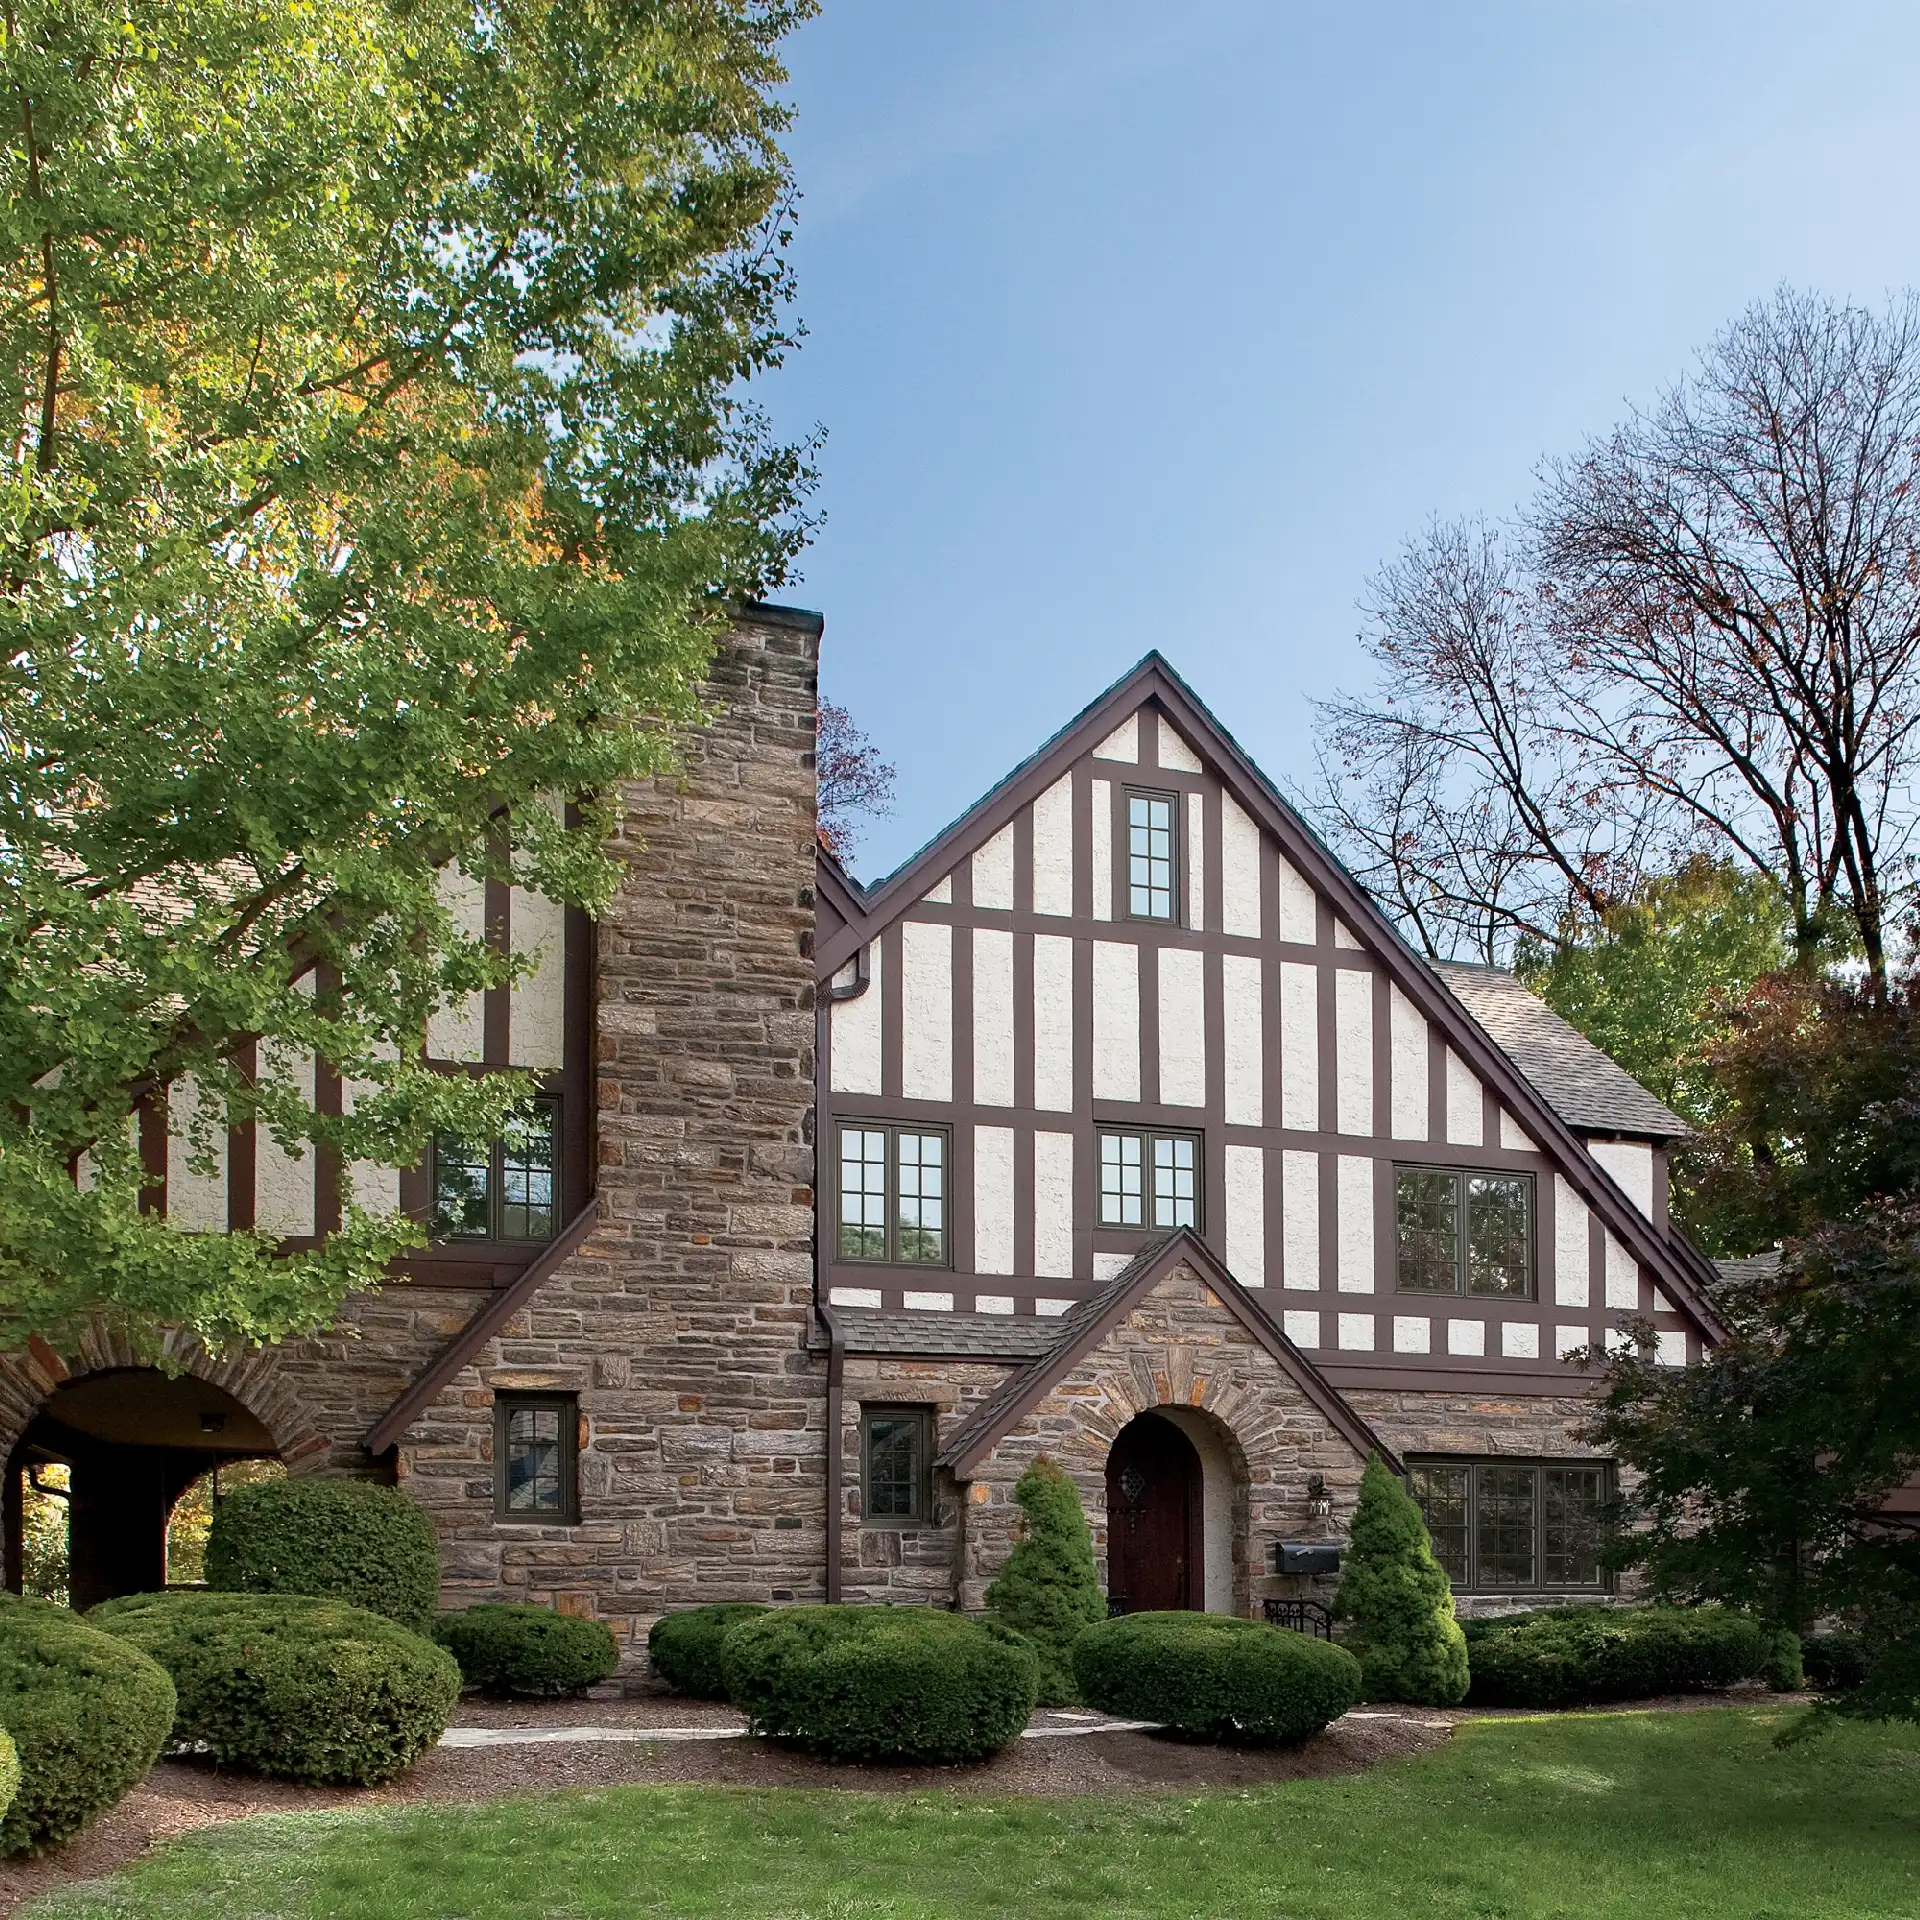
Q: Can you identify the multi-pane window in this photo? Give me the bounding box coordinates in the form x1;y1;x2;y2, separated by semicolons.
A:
836;1125;949;1265
1099;1131;1200;1231
494;1392;578;1523
1406;1459;1609;1592
861;1406;932;1523
1127;791;1177;919
1395;1167;1533;1297
432;1102;559;1243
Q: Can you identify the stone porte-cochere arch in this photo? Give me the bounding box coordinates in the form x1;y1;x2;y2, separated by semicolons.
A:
937;1233;1396;1617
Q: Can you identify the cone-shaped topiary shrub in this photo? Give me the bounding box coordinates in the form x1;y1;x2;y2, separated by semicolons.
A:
1332;1454;1470;1706
205;1476;440;1633
721;1605;1039;1763
0;1594;176;1855
985;1456;1105;1706
435;1605;620;1697
93;1591;458;1785
1073;1611;1362;1743
647;1603;771;1699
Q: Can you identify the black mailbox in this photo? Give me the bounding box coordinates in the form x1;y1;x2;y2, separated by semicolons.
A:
1273;1542;1342;1576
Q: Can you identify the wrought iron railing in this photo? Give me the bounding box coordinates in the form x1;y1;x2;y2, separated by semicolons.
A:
1262;1598;1333;1640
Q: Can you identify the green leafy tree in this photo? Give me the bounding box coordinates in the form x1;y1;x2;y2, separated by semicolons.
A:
1333;1454;1470;1705
1593;972;1920;1722
1518;860;1789;1130
985;1455;1105;1707
0;0;816;1348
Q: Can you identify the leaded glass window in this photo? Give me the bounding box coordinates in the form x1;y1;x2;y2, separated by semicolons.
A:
1099;1131;1201;1230
1128;791;1177;920
835;1125;949;1266
432;1101;560;1243
495;1392;577;1523
862;1407;932;1522
1406;1458;1613;1593
1394;1167;1534;1297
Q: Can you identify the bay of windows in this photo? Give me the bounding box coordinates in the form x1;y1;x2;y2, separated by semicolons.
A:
837;1124;949;1266
1396;1166;1533;1298
1099;1130;1200;1231
1407;1458;1609;1592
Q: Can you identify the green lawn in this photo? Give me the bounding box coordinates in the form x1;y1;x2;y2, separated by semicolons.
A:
28;1709;1920;1920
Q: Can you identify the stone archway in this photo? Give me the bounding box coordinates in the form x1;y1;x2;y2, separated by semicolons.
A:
0;1333;332;1610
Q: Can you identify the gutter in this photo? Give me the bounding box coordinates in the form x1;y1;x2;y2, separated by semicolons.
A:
817;1298;846;1603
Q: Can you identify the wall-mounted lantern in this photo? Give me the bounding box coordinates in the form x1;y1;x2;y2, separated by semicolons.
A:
1306;1473;1333;1521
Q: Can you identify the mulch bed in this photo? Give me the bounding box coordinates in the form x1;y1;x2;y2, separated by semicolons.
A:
0;1686;1802;1917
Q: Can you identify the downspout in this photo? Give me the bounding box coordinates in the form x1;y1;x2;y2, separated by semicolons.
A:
817;939;868;1606
819;1299;845;1604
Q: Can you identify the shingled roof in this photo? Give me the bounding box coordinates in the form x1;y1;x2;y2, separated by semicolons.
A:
1432;961;1688;1140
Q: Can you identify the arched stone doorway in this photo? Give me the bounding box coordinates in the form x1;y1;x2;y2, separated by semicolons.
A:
5;1370;281;1610
1106;1412;1204;1612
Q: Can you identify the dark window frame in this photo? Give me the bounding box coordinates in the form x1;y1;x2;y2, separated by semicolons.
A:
860;1404;934;1526
1394;1164;1535;1299
1125;787;1181;923
1405;1456;1612;1595
835;1122;953;1269
493;1390;580;1525
431;1099;561;1245
1097;1127;1203;1232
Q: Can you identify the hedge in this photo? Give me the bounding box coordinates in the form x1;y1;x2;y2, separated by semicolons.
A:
205;1477;440;1633
435;1605;620;1697
0;1594;176;1855
0;1730;17;1829
647;1604;769;1699
92;1591;459;1786
1462;1604;1776;1708
1073;1611;1362;1743
721;1605;1038;1763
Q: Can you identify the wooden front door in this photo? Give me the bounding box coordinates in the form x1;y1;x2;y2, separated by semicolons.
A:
1106;1414;1203;1613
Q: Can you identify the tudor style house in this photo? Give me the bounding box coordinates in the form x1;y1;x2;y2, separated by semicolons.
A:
0;606;1727;1661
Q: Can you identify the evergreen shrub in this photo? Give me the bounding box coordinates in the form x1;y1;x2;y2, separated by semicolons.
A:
721;1605;1038;1763
435;1605;620;1697
205;1476;440;1632
647;1603;770;1699
0;1730;17;1827
1462;1604;1774;1707
1332;1455;1470;1705
1763;1627;1805;1692
0;1594;176;1855
984;1456;1105;1706
1802;1630;1870;1693
1073;1611;1362;1743
92;1591;458;1785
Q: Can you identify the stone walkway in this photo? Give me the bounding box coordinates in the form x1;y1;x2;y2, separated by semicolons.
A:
441;1708;1162;1748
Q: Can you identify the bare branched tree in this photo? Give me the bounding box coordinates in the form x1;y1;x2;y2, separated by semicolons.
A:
817;701;896;862
1317;289;1920;983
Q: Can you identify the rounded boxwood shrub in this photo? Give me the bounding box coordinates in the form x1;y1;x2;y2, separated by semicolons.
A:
1073;1611;1362;1743
205;1476;440;1633
0;1593;176;1855
1803;1629;1871;1693
721;1605;1038;1763
92;1591;459;1786
435;1604;619;1697
647;1603;770;1699
1462;1604;1775;1708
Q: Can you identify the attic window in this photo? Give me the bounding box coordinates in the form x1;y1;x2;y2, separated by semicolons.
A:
1127;791;1177;920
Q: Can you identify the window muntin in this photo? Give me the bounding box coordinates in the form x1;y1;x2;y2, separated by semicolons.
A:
1099;1130;1200;1230
432;1101;559;1243
1127;790;1177;920
1407;1459;1610;1593
861;1406;932;1523
1394;1167;1534;1298
835;1125;949;1266
495;1392;578;1523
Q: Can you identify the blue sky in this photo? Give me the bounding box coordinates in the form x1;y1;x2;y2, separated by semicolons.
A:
770;2;1920;881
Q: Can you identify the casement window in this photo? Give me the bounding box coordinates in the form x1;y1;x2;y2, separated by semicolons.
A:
836;1125;950;1266
1395;1166;1533;1298
1099;1130;1200;1231
1126;790;1178;920
432;1101;559;1243
1407;1458;1610;1592
494;1392;579;1524
860;1406;933;1524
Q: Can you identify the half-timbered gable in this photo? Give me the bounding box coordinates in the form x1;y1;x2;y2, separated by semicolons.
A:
815;654;1724;1395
